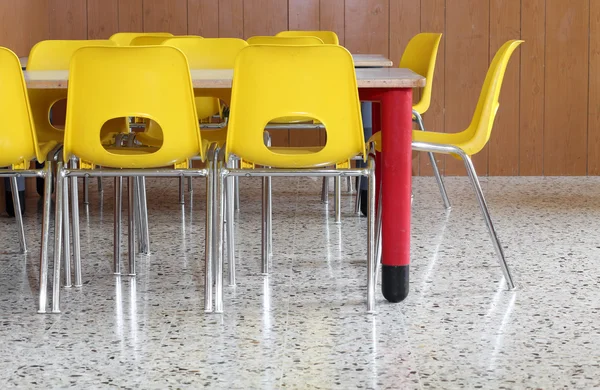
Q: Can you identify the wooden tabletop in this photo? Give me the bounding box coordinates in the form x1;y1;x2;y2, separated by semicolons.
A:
20;54;391;69
24;68;425;89
351;54;393;67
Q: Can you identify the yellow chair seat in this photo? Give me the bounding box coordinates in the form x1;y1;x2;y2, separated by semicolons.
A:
370;129;483;157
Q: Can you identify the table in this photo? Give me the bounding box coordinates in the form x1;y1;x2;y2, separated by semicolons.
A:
24;67;424;305
352;54;394;68
20;54;392;69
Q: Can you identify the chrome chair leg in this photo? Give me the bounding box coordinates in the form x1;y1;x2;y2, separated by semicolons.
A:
462;155;515;289
354;176;362;215
97;177;103;193
179;176;185;204
51;163;66;314
70;160;82;287
10;177;27;254
367;157;377;313
114;177;123;275
226;170;236;286
215;164;226;313
346;176;354;194
38;162;53;313
187;176;193;193
321;177;329;204
267;175;273;256
334;176;342;223
128;177;136;276
62;169;72;288
375;187;383;281
83;177;89;205
414;111;451;210
261;176;270;275
133;178;142;252
204;157;215;313
138;177;150;255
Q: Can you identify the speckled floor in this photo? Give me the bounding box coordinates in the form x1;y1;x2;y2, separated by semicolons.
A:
1;176;600;389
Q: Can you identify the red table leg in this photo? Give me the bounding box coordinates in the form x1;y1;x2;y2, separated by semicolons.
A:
380;88;412;302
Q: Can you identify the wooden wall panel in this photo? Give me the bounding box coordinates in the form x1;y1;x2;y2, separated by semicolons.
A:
219;0;244;38
419;0;445;176
118;0;143;32
519;0;545;175
188;0;220;37
589;1;600;175
289;0;320;30
87;0;119;39
488;0;521;175
142;0;188;35
345;0;389;56
544;0;589;175
320;0;345;45
3;0;600;177
444;0;489;175
48;0;87;39
243;0;288;38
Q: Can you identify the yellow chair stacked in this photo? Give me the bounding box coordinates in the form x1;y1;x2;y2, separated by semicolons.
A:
0;47;58;313
109;32;174;46
371;40;524;290
45;46;216;314
276;30;340;45
216;44;378;313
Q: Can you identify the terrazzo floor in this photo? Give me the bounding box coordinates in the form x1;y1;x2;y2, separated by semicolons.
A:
1;176;599;389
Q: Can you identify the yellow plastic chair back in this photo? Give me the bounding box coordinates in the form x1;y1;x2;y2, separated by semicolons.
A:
399;33;442;115
0;47;45;168
247;36;324;45
459;40;523;155
27;39;117;70
27;40;119;144
109;32;174;46
64;46;204;168
227;45;364;168
276;30;339;45
130;36;178;46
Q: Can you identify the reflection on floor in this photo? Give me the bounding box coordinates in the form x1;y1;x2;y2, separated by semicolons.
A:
1;176;599;388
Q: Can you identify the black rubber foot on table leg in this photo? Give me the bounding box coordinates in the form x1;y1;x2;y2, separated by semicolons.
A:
382;265;409;303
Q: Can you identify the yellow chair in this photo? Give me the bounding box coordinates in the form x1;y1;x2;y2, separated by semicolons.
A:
109;32;174;46
0;47;58;313
247;36;324;45
130;35;201;46
47;46;215;314
217;44;377;313
371;40;523;290
276;30;339;45
26;40;119;144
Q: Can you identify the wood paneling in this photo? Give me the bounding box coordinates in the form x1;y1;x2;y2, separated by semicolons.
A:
219;0;244;38
87;0;119;39
544;0;589;175
118;0;143;32
189;0;220;37
345;0;389;56
48;0;87;39
2;0;600;176
142;0;188;35
520;0;545;175
289;0;320;30
444;0;489;175
488;0;521;175
320;0;345;45
243;0;288;38
419;0;445;176
590;0;600;175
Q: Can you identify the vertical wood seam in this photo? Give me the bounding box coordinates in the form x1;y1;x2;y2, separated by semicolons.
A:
588;0;592;175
